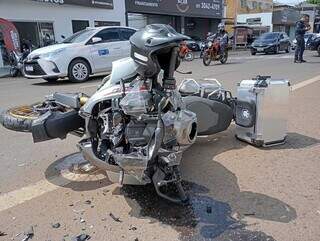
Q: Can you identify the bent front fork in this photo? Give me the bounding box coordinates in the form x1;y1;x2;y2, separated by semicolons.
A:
152;166;189;204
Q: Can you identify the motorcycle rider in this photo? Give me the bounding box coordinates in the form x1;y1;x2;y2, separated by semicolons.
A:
294;14;311;63
208;23;229;55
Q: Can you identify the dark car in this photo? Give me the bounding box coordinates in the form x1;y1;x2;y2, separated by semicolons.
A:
306;34;320;56
185;39;201;51
251;32;291;55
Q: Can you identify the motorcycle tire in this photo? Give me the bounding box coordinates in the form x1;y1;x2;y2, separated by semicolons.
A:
220;51;228;64
185;52;194;61
0;104;42;132
203;53;212;66
10;68;19;77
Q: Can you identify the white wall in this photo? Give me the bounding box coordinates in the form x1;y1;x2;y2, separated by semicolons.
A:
237;13;273;32
0;0;126;42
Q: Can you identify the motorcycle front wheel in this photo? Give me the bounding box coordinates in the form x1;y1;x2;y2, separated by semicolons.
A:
203;53;212;66
220;51;228;64
185;52;194;61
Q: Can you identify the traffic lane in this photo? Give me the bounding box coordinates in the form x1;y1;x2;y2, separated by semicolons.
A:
176;51;320;94
0;82;319;241
0;51;319;108
0;76;103;108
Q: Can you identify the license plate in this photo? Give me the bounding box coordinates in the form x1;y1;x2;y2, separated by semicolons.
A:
257;48;264;52
25;65;34;72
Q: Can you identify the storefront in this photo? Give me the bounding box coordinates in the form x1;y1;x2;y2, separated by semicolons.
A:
125;0;224;39
272;6;300;40
0;0;125;50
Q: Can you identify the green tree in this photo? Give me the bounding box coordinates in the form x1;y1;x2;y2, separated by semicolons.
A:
307;0;320;4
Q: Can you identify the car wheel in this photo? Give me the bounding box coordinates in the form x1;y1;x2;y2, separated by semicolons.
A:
68;59;90;83
317;45;320;56
285;45;290;53
251;50;256;55
43;77;58;83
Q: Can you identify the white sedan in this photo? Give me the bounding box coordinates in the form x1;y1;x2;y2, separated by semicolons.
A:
24;26;136;82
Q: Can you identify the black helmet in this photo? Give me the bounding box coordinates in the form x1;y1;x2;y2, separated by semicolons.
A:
130;24;188;78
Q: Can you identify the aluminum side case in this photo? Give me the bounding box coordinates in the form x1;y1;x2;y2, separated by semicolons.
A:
235;77;290;147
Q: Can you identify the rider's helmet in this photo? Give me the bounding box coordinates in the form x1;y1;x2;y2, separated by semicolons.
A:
130;24;188;78
218;23;225;33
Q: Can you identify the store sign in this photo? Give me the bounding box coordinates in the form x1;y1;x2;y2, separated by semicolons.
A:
238;0;273;14
125;0;223;18
31;0;114;9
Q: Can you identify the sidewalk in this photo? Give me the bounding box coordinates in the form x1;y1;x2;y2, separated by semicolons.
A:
0;67;10;78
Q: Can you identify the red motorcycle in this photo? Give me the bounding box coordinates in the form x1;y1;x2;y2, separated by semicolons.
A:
179;41;194;61
202;39;228;66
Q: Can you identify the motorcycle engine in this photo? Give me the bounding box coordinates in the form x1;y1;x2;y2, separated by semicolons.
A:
92;80;197;183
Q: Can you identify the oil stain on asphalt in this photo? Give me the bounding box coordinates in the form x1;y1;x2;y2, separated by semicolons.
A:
120;182;277;241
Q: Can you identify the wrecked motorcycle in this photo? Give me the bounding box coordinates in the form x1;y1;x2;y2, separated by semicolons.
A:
0;25;234;203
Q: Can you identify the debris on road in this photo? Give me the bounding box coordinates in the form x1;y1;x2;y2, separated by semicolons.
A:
21;226;34;241
84;200;91;205
129;225;137;231
243;212;256;216
72;234;91;241
80;218;86;223
0;231;7;236
51;223;61;229
102;189;110;196
206;206;212;214
109;212;122;223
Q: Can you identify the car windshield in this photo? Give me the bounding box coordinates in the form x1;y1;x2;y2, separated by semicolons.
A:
63;29;95;43
259;33;279;40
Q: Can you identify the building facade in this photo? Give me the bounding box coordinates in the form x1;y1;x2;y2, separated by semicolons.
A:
236;0;273;36
0;0;126;48
125;0;224;39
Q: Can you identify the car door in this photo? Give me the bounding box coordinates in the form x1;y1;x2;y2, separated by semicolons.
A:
119;28;136;58
89;28;123;72
278;33;285;51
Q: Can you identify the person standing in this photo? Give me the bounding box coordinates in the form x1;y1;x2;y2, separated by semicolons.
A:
294;15;311;63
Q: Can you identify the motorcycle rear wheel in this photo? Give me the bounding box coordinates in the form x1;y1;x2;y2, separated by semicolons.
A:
203;53;212;66
0;104;42;132
220;51;228;64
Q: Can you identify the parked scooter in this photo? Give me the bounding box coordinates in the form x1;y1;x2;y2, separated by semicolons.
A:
0;25;235;203
202;38;228;66
9;48;30;77
179;41;194;61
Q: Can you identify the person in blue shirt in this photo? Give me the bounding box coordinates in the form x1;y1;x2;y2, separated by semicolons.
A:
294;15;311;63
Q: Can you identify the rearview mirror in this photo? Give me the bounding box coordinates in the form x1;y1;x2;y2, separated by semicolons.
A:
91;37;102;44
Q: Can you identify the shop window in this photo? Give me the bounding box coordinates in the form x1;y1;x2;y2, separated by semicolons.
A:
72;20;89;34
94;21;120;27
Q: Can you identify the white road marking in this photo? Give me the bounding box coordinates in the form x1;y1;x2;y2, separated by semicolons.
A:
0;172;76;212
0;73;319;213
79;84;99;89
291;75;320;91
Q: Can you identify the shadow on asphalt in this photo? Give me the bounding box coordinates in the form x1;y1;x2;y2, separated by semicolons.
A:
31;76;104;86
269;132;320;150
42;128;315;240
117;130;297;241
44;152;112;192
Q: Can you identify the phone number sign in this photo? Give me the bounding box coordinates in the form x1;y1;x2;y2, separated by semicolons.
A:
126;0;223;18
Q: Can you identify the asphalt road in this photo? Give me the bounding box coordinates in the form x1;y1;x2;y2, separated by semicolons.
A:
0;50;319;241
